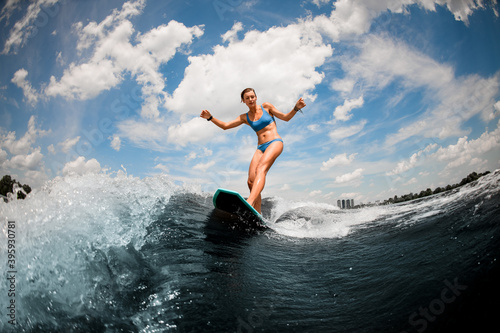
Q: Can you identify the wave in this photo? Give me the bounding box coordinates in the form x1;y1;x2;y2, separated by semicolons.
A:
264;169;500;239
262;197;385;239
0;171;186;331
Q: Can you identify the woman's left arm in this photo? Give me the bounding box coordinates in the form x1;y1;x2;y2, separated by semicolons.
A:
265;98;306;122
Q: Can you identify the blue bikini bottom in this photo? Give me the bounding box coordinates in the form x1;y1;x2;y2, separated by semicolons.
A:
257;138;283;153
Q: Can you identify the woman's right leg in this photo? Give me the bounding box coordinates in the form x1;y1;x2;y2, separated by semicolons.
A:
247;149;263;213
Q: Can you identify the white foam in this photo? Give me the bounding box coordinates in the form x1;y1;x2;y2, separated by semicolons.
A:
266;197;387;239
265;170;500;238
0;172;179;319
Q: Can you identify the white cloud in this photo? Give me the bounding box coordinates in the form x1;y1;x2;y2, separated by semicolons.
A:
186;147;213;161
193;161;215;172
391;74;499;143
333;33;500;146
386;143;438;176
1;0;60;54
309;190;322;197
164;19;332;145
74;0;146;51
0;115;49;155
281;184;291;191
0;148;7;164
329;119;367;141
331;78;356;95
43;0;203;120
308;124;321;132
58;136;80;153
387;152;420;176
167;118;219;147
335;168;364;184
185;152;197;161
494;100;500;118
421;0;494;24
11;68;39;105
385;121;500;180
336;34;455;94
430;120;500;171
55;51;64;66
5;147;44;170
313;0;431;42
312;0;331;8
46;59;122;100
119;115;219;152
339;192;363;203
321;153;357;171
0;0;22;23
203;147;213;157
221;22;243;43
0;116;51;187
403;177;418;186
23;169;50;188
318;0;492;43
117;118;168;151
62;156;102;176
334;96;364;121
47;144;56;155
110;134;121;151
154;163;169;173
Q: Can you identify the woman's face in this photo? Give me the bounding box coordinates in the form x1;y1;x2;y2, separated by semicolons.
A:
243;91;257;107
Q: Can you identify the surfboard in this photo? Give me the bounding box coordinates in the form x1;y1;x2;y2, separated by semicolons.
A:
213;188;267;229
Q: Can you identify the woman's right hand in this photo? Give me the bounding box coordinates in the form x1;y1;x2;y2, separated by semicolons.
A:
200;109;212;120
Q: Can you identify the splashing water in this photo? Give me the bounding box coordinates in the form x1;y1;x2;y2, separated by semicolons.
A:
0;170;499;332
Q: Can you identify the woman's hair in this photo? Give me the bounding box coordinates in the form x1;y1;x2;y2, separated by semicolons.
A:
240;88;256;102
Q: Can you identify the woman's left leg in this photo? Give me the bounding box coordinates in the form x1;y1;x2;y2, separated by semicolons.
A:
247;140;283;212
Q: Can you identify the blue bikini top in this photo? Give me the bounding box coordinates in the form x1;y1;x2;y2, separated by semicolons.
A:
246;105;275;132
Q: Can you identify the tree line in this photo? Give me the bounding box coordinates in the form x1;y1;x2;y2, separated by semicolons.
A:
381;171;490;205
1;175;32;201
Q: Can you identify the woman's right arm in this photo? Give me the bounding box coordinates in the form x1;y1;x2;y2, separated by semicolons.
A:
200;110;246;130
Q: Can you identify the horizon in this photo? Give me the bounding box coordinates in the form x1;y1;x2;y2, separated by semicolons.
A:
1;168;492;207
1;0;499;204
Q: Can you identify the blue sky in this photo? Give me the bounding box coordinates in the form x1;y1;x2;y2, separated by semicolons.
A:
1;0;499;204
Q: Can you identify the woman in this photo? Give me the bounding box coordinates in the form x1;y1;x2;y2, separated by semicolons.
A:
200;88;306;213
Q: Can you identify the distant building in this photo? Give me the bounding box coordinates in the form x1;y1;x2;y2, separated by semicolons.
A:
338;198;355;209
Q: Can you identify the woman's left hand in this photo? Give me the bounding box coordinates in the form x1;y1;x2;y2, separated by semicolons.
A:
296;98;306;110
